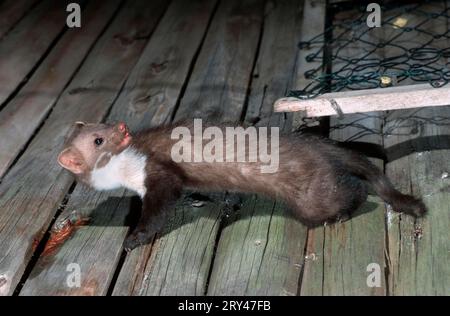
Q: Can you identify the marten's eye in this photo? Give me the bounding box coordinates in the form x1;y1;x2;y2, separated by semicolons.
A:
94;137;104;146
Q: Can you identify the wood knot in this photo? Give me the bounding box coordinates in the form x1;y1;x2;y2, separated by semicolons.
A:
0;275;7;287
131;91;165;113
114;34;135;46
305;253;319;261
150;61;168;74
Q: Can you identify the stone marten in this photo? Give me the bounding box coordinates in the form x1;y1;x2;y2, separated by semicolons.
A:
57;121;427;250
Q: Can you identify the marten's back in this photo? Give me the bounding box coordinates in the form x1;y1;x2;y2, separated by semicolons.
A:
133;126;341;202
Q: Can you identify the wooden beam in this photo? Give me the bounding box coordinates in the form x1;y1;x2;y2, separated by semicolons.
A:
274;83;450;117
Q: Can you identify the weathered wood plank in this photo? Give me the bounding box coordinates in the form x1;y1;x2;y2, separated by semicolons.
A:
111;237;154;296
108;0;218;130
208;197;306;296
0;0;38;39
0;0;121;179
244;0;302;130
291;0;327;130
303;204;387;296
0;0;72;106
120;196;225;296
0;0;166;296
207;0;307;296
113;0;264;296
384;1;450;295
385;108;450;295
21;0;214;296
274;84;450;116
21;188;133;296
300;8;387;295
173;0;264;123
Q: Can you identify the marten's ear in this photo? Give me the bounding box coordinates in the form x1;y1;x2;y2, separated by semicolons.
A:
57;147;86;174
74;121;86;127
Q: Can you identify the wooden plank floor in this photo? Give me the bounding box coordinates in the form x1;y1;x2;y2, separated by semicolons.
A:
383;1;450;295
0;0;449;296
301;5;387;295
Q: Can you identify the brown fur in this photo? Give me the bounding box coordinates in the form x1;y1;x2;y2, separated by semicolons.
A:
58;121;427;250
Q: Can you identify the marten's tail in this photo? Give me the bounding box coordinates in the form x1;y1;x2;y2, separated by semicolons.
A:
341;152;427;217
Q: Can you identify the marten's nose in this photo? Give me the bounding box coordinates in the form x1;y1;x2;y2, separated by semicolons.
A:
118;122;126;132
115;122;129;135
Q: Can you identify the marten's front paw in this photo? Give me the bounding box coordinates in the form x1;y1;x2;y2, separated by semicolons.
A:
123;229;154;252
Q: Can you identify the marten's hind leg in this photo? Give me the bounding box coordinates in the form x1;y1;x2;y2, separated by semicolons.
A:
289;173;368;226
333;173;368;221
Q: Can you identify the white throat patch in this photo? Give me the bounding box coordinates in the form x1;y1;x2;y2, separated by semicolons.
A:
90;147;147;198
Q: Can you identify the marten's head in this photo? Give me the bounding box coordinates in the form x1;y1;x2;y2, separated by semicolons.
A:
57;121;132;176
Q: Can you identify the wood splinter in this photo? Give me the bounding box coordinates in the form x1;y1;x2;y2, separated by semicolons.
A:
33;211;90;256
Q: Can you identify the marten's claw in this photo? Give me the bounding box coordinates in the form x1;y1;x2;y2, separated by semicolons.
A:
124;230;154;251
